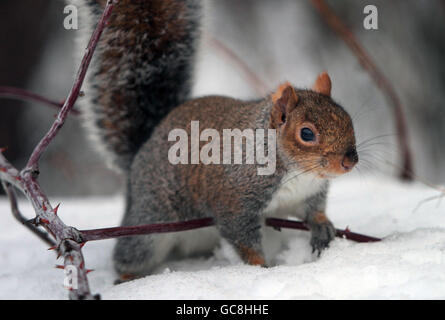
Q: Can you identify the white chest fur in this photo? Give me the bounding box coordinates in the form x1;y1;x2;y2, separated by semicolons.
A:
263;171;326;220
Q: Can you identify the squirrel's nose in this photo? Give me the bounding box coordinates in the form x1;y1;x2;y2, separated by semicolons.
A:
341;148;358;171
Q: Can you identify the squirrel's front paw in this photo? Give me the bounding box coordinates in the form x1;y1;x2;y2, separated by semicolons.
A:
310;220;336;257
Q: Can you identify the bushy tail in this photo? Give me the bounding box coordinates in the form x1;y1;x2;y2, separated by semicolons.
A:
76;0;201;171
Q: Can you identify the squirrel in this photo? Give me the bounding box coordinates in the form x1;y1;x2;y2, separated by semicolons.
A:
75;0;358;282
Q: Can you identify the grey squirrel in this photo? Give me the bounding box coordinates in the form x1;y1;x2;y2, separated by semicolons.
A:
75;0;358;282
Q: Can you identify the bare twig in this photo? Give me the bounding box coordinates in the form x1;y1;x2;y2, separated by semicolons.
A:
310;0;414;181
370;156;445;212
205;33;270;96
0;0;116;300
0;86;79;115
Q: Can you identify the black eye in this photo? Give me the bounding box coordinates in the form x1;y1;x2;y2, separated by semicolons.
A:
300;127;315;142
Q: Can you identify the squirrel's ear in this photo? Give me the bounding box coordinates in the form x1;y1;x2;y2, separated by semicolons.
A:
312;72;332;96
270;82;299;128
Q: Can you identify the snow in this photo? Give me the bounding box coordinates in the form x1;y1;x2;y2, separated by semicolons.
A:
1;175;445;299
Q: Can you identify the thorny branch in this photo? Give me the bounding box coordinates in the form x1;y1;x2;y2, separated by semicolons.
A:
0;0;117;299
79;217;381;243
310;0;414;181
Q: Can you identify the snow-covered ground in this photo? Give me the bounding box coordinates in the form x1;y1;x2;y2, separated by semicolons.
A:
1;175;445;299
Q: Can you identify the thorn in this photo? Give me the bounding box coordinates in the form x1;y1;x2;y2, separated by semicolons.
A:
40;218;50;225
53;203;60;216
48;245;58;251
42;203;47;211
79;242;86;249
55;265;65;270
69;256;74;262
0;147;7;153
86;269;94;274
79;261;85;269
14;176;22;181
26;217;38;226
57;252;62;259
345;226;351;233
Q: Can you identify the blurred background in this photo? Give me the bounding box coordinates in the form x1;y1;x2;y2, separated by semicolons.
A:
0;0;444;197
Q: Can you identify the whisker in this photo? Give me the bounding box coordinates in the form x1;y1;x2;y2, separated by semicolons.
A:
357;133;396;148
351;104;372;123
358;149;397;160
350;94;377;123
358;141;397;150
280;164;321;187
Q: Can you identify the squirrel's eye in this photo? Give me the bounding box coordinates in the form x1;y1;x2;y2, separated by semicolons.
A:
300;127;315;142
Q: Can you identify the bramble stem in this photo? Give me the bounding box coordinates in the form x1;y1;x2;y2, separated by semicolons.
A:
310;0;414;180
0;0;116;300
265;218;381;242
